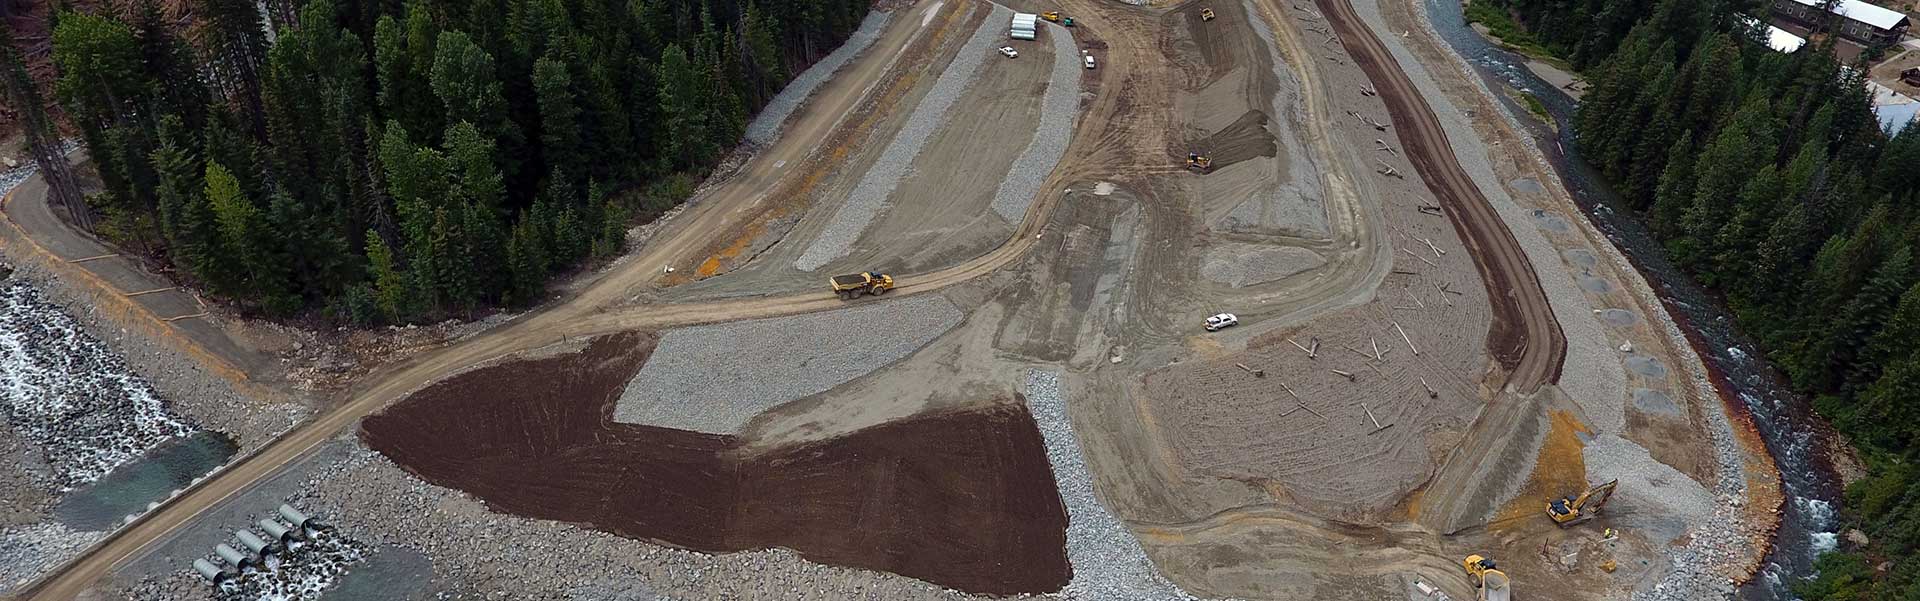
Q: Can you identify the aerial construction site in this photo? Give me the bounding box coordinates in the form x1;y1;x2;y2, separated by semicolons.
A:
0;0;1785;599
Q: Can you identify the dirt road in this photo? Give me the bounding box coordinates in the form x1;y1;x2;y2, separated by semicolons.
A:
10;1;1048;597
0;163;279;388
1312;0;1565;393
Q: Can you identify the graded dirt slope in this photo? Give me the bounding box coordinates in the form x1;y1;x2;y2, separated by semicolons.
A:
1313;0;1566;391
360;333;1070;595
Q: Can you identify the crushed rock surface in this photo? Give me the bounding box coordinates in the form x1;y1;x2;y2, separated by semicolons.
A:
795;5;1012;272
1022;370;1211;600
614;295;964;434
989;22;1083;221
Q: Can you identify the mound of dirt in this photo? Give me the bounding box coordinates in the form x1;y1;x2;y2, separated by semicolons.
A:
1187;110;1278;169
360;333;1071;595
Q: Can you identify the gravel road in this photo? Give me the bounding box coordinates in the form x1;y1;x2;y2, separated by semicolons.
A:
794;5;1011;272
989;22;1082;221
1022;370;1206;600
746;10;896;145
614;295;964;433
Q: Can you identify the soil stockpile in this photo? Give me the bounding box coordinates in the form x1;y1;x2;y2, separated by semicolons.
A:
360;332;1070;595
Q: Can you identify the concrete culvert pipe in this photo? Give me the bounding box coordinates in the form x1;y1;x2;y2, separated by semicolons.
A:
277;503;322;530
193;558;229;583
258;518;300;542
214;543;251;569
236;529;275;556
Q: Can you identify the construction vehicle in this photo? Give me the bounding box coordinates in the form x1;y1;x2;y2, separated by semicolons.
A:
1547;479;1619;527
1040;11;1075;26
1903;67;1920;87
830;271;894;300
1201;7;1216;21
1462;555;1512;601
1186;152;1214;173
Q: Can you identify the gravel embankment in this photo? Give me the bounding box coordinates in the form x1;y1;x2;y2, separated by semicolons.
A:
1354;0;1760;596
1022;370;1205;600
745;10;896;145
794;6;1011;272
615;295;964;434
989;23;1082;221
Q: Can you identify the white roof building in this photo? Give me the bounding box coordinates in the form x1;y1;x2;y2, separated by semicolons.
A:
1789;0;1909;31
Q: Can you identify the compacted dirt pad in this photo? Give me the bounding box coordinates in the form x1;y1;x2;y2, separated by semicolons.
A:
360;332;1070;594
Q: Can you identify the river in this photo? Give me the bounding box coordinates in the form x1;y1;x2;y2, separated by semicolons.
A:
1412;1;1844;599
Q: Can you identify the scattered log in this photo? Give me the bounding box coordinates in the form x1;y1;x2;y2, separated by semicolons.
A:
1235;363;1266;377
1421;237;1446;256
1420;377;1438;398
1332;369;1356;381
1400;247;1438;267
1393;320;1419;355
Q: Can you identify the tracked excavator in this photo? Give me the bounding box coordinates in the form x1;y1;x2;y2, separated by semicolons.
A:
1186;152;1214;173
1462;555;1512;601
1547;479;1619;527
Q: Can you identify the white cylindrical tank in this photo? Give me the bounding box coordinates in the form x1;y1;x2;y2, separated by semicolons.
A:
1010;30;1037;40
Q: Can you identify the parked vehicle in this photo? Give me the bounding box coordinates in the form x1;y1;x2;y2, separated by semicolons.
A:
1205;313;1238;331
999;46;1019;58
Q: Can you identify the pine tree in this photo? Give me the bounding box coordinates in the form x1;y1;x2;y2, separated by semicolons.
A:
430;30;520;173
506;212;547;305
533;52;583;185
197;0;274;138
364;229;409;320
657;43;711;169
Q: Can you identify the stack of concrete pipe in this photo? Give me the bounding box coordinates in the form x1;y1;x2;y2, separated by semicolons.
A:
1011;13;1038;40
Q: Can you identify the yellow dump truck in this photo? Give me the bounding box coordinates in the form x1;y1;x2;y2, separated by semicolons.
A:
1463;555;1512;601
830;272;894;299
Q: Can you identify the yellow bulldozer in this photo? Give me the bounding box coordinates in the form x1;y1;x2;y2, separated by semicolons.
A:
1547;479;1619;527
1186;152;1213;173
830;271;894;300
1462;555;1512;601
1040;11;1075;26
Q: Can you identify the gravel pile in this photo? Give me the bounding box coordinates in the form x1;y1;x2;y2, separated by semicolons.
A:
794;6;1011;272
1582;434;1714;523
989;23;1082;221
615;295;964;434
0;282;194;490
1021;370;1207;601
746;10;896;145
1199;245;1325;288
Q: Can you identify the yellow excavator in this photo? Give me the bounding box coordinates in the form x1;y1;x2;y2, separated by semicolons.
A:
1547;479;1619;527
1186;152;1213;173
1040;11;1075;26
1462;555;1512;601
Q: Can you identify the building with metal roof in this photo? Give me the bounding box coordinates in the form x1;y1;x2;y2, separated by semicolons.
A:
1774;0;1912;44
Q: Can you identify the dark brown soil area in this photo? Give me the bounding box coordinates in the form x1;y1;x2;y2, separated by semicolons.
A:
360;332;1071;595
